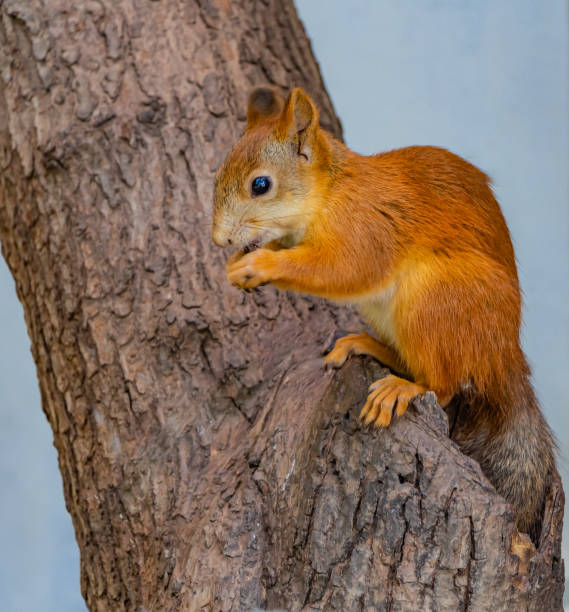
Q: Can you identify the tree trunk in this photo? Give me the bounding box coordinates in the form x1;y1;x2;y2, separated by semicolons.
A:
0;1;563;610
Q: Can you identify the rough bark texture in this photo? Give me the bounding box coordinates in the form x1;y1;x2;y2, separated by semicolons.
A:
0;1;564;610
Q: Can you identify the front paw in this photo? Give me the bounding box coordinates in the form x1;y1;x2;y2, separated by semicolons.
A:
226;249;246;267
226;249;276;289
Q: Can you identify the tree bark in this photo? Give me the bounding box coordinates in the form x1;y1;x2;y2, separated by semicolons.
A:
0;1;563;610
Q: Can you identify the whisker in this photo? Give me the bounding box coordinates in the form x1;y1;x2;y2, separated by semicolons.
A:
242;224;278;236
256;212;310;222
244;224;285;234
205;210;310;235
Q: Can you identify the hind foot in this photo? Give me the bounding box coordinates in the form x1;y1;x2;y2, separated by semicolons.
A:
360;374;427;427
324;332;407;375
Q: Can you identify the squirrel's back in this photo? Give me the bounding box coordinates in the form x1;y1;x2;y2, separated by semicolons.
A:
364;146;555;538
337;145;518;273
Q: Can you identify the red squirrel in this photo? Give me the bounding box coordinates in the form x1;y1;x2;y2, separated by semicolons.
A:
212;86;554;542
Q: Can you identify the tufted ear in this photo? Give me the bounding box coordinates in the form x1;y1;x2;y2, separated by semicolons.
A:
246;87;284;129
279;88;319;161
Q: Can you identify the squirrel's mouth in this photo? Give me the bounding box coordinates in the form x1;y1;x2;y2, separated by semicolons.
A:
243;239;260;254
243;231;272;253
243;230;296;254
242;229;293;253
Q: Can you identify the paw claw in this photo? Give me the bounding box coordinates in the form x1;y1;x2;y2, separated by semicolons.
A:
395;397;410;417
359;398;373;421
363;403;379;425
375;406;393;427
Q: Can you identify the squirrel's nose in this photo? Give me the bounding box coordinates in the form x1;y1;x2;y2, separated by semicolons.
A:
212;227;231;248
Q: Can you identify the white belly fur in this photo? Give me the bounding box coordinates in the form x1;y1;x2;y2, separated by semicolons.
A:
355;284;398;347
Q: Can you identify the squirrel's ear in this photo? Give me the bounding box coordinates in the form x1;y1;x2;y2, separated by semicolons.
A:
280;88;319;161
246;87;284;129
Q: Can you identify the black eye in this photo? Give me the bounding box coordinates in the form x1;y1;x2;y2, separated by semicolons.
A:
251;176;271;196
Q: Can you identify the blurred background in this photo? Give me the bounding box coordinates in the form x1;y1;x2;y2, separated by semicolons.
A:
1;1;567;610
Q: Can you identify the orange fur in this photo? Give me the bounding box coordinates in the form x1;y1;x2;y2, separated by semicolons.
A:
213;87;554;539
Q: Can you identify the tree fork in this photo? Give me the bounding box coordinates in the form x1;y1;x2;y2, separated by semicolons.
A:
0;1;563;610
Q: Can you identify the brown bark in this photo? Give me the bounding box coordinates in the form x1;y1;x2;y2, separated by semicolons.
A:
0;1;563;610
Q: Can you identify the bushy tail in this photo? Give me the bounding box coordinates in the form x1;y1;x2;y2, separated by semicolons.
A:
447;373;555;542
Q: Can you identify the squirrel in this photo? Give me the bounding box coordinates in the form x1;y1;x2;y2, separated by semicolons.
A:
211;86;555;544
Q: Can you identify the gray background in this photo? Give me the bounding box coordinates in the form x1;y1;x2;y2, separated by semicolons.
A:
0;1;567;610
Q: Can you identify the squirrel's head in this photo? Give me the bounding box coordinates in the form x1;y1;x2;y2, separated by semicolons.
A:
212;86;328;251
